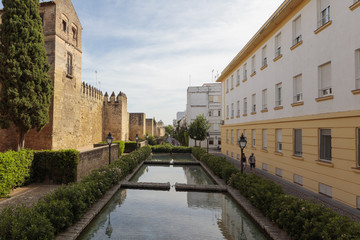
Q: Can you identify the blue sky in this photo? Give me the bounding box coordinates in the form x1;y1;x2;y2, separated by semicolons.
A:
1;0;285;125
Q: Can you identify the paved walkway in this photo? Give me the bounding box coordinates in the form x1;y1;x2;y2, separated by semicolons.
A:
0;183;59;211
210;149;360;222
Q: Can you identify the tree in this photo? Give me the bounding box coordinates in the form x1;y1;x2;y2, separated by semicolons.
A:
188;114;210;147
0;0;53;150
165;125;174;136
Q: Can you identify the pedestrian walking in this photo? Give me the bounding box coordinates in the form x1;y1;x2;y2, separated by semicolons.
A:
241;153;247;173
248;153;256;173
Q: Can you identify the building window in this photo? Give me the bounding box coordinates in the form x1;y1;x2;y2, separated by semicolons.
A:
318;62;332;97
226;105;229;118
67;52;73;76
231;130;234;144
262;89;268;110
319;182;332;197
226;79;229;92
251;55;256;75
262;163;268;171
263;129;267;150
208;111;212;117
243;63;247;80
40;13;45;27
294;174;303;186
275;33;281;58
276;129;282;153
292;16;302;46
276;168;282;177
294;129;302;156
358;128;360;167
252;129;256;148
237;129;240;143
262;45;267;67
226;130;229;143
231;75;234;89
355;49;360;89
320;129;331;161
209;138;214;145
231;103;234;118
72;26;78;41
251;94;256;113
236;100;240;116
231;152;234;157
243;98;247;115
318;0;330;28
275;83;282;107
236;69;240;85
62;20;67;33
218;110;221;116
293;74;303;103
237;154;240;160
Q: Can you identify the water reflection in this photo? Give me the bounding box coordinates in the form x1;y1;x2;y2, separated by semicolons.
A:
149;153;194;162
78;190;268;240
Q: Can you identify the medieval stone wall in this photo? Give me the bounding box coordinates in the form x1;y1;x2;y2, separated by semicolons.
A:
146;118;154;136
129;113;146;141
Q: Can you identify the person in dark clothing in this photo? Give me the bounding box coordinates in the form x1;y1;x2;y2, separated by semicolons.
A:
248;153;256;173
241;153;247;173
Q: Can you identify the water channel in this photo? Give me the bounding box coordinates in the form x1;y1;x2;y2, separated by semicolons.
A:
78;154;269;240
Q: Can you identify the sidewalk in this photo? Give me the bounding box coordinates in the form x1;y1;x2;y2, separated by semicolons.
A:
210;149;360;223
0;183;59;211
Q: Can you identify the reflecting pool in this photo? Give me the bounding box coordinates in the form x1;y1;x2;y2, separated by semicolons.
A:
148;153;194;162
78;189;269;240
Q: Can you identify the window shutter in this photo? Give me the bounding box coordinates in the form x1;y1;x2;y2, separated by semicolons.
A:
277;129;282;142
320;62;331;88
294;17;301;37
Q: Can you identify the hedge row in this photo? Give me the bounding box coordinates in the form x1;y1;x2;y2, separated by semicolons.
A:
32;150;79;184
0;150;34;197
192;147;360;240
124;141;137;153
151;143;192;153
0;146;151;239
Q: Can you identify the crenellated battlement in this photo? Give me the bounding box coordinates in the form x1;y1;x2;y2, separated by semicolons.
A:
81;82;103;101
104;91;127;103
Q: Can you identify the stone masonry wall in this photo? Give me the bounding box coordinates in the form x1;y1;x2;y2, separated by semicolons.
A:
146;118;154;136
129;113;146;141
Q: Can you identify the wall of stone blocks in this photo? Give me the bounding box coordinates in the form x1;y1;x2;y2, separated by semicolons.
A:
129;113;146;141
146;119;154;136
77;144;118;181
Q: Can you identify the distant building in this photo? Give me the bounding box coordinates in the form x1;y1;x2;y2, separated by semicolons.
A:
217;0;360;208
186;83;221;148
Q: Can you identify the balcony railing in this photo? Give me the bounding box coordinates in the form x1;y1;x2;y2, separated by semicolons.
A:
294;93;303;103
275;47;281;58
319;87;333;97
293;35;302;46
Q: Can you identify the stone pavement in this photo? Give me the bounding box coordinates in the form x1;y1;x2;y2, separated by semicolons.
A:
209;149;360;223
0;183;59;211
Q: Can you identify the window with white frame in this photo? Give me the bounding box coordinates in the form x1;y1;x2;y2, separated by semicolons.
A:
231;130;234;144
226;130;229;143
318;62;332;97
292;16;302;46
237;129;240;143
275;83;282;107
294;129;302;156
276;129;282;152
276;168;282;177
251;55;256;74
319;183;332;197
231;103;234;118
243;63;248;80
226;79;229;92
262;163;268;171
236;100;240;116
294;174;303;186
262;89;268;110
244;129;247;141
318;0;330;28
231;75;234;89
251;94;256;113
275;33;282;58
263;129;267;150
355;49;360;89
252;129;256;148
358;128;360;167
236;69;240;85
320;129;331;161
243;98;248;115
293;74;303;103
262;45;267;67
226;105;229;118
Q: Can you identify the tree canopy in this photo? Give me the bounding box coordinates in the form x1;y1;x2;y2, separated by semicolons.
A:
0;0;53;150
188;114;210;145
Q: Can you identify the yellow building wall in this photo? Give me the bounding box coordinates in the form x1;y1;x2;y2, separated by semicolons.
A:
221;110;360;208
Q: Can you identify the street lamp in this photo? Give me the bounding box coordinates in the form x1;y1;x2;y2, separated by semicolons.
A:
238;133;247;174
106;132;113;165
135;134;139;149
206;132;210;153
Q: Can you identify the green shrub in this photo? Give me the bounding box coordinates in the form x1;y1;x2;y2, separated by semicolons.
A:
32;150;79;184
0;150;34;197
124;141;137;153
116;141;125;156
150;144;192;153
191;147;207;160
0;205;54;240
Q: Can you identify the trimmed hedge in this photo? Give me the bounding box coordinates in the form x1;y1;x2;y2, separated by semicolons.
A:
0;150;34;197
0;146;152;238
151;144;192;153
32;150;79;184
192;147;360;240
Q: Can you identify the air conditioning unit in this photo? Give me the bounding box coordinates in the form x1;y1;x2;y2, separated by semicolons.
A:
296;93;303;102
322;87;332;96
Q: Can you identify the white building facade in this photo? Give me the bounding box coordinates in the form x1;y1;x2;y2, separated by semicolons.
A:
187;83;222;148
218;0;360;208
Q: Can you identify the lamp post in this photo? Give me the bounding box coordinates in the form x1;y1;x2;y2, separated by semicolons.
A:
106;132;113;165
135;134;139;149
206;132;210;153
238;133;247;174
